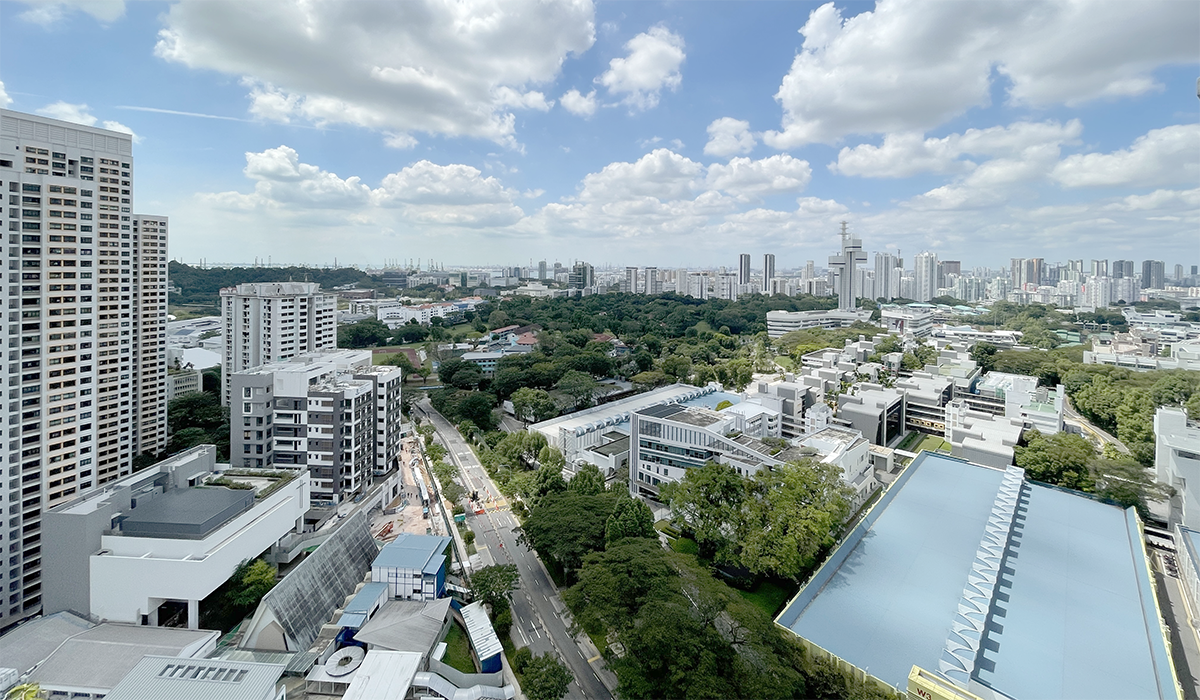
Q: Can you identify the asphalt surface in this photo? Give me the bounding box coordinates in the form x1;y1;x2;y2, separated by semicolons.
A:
1062;394;1131;454
417;400;615;700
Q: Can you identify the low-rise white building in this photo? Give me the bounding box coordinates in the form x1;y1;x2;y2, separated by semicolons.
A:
41;446;309;628
1155;407;1200;530
881;304;937;338
766;309;874;338
797;427;878;511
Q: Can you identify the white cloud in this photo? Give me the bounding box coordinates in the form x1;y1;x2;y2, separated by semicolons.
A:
384;133;419;150
18;0;125;26
1052;124;1200;188
200;146;524;228
576;148;703;202
560;89;597;117
0;81;12;108
704;118;756;158
706;155;812;201
596;25;685;111
764;0;1197;147
832;120;1082;178
154;0;596;146
34;101;140;142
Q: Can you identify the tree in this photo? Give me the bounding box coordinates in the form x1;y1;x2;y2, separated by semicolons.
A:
1115;389;1155;446
512;387;558;423
227;559;277;608
556;370;598;409
631;371;671;390
1014;430;1094;491
510;646;534;675
1187;393;1200;420
520;492;618;579
1151;372;1197;407
470;564;520;610
570;463;606;496
385;351;417;379
523;653;573;700
436;357;470;385
202;365;221;394
338;318;392;348
660;461;745;561
605;496;656;545
530;465;568;504
1091;456;1172;519
970;342;998;373
487;310;511;329
739;459;852;579
661;355;693;382
449;364;485;390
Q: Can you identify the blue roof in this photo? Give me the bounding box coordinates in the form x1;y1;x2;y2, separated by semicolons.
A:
372;533;451;575
680;391;740;410
345;582;389;614
776;452;1176;699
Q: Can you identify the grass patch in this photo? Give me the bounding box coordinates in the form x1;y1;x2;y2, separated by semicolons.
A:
915;434;951;453
896;431;922;451
441;622;477;674
736;580;795;619
774;355;797;372
669;536;700;556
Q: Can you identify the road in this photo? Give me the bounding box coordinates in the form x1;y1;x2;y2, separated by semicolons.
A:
418;400;616;700
1062;395;1131;454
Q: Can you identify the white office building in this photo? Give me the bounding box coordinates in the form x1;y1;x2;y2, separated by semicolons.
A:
1;109;170;630
40;446;309;628
1156;407;1200;530
766;309;873;338
220;282;337;405
913;251;939;302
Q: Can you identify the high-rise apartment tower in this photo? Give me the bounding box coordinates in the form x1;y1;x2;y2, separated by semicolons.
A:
762;254;775;294
220;282;336;405
738;254;751;286
1;109;169;630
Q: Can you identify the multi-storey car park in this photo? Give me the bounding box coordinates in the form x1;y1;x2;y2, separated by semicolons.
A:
1;109;168;631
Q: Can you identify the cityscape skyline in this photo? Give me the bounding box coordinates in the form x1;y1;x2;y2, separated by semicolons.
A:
1;0;1196;268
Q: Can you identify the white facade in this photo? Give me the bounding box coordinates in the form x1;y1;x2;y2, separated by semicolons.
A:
685;272;709;299
798;427;877;511
881;305;937;338
913;252;939;302
765;309;873;338
42;446;309;628
221;282;337;405
1;108;170;629
1156;407;1200;531
715;272;739;301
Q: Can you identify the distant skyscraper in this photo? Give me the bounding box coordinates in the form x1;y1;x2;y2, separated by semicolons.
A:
1142;260;1165;290
828;222;867;310
941;260;961;277
738;253;751;285
1010;258;1044;290
645;266;662;294
1174;264;1184;282
875;252;899;301
1112;260;1134;279
686;272;709;299
537;260;547;280
762;254;776;294
716;272;738;300
568;261;594;289
913;251;939;302
1091;259;1108;277
621;266;638;293
805;260;815;281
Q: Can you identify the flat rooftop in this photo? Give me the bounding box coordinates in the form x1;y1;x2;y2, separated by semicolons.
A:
530;383;719;435
372;533;451;575
776;452;1176;699
105;655;284;700
121;486;253;539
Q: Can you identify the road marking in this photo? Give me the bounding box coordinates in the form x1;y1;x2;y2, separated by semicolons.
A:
587;655;601;663
517;626;529;645
577;649;584;659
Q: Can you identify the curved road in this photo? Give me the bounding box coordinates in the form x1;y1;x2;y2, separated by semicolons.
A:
1062;395;1131;455
417;400;616;700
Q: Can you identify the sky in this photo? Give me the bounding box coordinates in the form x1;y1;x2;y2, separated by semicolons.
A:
1;0;1197;272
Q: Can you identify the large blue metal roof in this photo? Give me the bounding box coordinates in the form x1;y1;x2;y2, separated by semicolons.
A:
775;452;1176;699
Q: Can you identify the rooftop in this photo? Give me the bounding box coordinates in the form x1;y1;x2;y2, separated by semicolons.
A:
372;533;452;575
461;601;504;661
23;624;218;694
775;452;1176;698
104;656;284;700
120;486;253;539
589;434;631;457
530;383;719;436
354;598;452;654
342;650;422;700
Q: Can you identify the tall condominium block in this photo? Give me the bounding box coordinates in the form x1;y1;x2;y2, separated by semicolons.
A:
875;252;899;301
568;261;593;289
1;108;168;631
738;253;751;286
1142;260;1165;290
230;350;403;505
220;282;336;405
913;251;939;302
715;272;738;301
644;266;662;295
130;215;169;459
762;254;776;293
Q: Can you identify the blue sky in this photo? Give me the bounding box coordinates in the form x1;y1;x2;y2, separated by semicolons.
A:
2;0;1197;271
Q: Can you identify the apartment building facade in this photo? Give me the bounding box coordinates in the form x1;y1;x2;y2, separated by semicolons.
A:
1;109;167;631
220;282;336;405
230;350;403;505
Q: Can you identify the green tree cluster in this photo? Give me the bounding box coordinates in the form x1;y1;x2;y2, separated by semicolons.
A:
166;391;230;460
661;460;851;580
562;538;891;700
199;558;277;632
